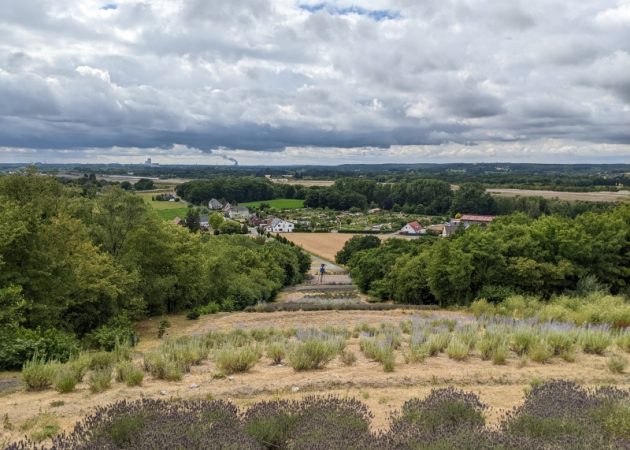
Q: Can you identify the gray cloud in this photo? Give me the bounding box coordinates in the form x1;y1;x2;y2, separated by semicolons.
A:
0;0;629;163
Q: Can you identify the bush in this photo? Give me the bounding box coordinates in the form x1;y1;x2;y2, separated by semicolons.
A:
578;328;612;355
157;319;170;339
85;316;137;351
22;356;58;391
54;367;78;393
446;338;470;361
186;309;200;320
617;332;630;353
360;336;397;371
215;345;261;374
89;351;116;370
0;327;79;371
511;328;536;356
528;340;553;363
266;340;287;365
89;367;113;393
198;303;221;315
425;332;451;356
67;352;91;381
143;352;183;381
607;354;627;374
116;361;144;386
289;339;339;371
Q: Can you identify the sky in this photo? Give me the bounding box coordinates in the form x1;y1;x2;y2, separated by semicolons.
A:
1;0;630;165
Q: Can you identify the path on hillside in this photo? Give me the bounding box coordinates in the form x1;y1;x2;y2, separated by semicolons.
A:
278;253;367;304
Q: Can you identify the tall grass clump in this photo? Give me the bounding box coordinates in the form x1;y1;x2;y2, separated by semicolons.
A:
424;331;451;356
528;339;553;364
266;340;288;365
143;352;183;381
578;327;612;355
115;361;144;386
510;327;537;356
89;351;116;370
288;339;340;371
22;356;58;391
616;331;630;353
89;367;112;393
446;337;470;361
53;367;79;393
607;354;627;374
215;344;262;374
478;330;509;365
360;335;397;371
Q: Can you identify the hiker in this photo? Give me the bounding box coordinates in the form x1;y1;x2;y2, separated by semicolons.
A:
318;263;326;284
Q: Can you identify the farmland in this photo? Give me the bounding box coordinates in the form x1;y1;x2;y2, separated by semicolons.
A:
283;233;380;261
241;198;305;209
487;188;630;203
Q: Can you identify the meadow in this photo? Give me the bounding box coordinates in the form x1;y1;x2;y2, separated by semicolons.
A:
241;198;305;209
137;191;189;220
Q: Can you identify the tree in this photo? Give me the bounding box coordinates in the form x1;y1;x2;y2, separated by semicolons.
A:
335;235;381;264
451;183;496;215
218;220;243;235
134;178;155;190
185;210;201;232
209;212;224;230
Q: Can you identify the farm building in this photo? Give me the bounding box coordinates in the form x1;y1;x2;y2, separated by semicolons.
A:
400;221;425;235
199;215;210;229
208;198;223;210
225;205;251;220
442;214;496;237
266;218;295;233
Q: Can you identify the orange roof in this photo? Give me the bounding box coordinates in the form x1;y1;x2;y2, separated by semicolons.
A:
407;221;423;231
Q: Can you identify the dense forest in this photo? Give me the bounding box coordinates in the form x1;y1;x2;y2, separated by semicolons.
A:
342;206;630;305
0;172;309;369
175;177;305;204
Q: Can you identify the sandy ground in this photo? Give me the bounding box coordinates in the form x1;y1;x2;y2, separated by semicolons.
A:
285;233;383;261
3;309;630;446
487;188;630;203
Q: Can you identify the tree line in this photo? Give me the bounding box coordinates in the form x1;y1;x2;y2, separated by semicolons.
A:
0;172;309;369
342;205;630;305
176;177;305;205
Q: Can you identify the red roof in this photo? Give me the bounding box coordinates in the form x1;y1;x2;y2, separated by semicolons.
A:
407;221;423;232
459;214;496;223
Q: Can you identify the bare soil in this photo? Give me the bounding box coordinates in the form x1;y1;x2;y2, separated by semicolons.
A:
284;233;379;261
2;309;630;446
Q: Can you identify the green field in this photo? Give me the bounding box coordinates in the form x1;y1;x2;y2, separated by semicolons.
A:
138;192;189;220
241;198;305;209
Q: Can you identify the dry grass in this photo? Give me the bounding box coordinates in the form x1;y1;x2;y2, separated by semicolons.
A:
3;309;630;444
284;233;385;261
487;188;630;203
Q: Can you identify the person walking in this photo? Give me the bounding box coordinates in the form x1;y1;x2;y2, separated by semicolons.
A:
318;263;326;284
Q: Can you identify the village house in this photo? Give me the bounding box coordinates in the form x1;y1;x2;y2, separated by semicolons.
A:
400;221;425;235
226;205;251;220
208;198;223;210
265;218;295;233
199;215;210;230
442;214;496;237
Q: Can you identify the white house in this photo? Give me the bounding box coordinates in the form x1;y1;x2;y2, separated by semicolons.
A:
442;214;496;237
400;221;425;235
226;206;251;220
266;218;295;233
199;215;210;229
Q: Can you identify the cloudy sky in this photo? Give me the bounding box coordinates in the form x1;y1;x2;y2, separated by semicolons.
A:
1;0;629;165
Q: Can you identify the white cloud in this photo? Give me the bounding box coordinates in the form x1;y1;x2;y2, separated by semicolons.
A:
0;0;629;163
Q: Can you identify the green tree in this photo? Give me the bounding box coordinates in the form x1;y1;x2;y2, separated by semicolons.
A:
451;183;496;215
209;212;224;230
134;178;155;190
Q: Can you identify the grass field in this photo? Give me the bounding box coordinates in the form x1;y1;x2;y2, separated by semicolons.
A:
138;192;189;221
241;198;305;209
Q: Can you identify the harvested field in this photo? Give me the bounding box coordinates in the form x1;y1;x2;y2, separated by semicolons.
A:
274;179;335;187
487;188;630;202
284;233;365;261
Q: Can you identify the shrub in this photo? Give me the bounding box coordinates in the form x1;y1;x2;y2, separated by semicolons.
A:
53;367;78;393
243;400;297;448
0;327;79;371
511;328;536;356
446;338;470;361
528;340;553;363
360;336;397;371
266;340;287;365
113;339;133;362
404;343;428;364
89;351;116;370
340;350;357;366
89;367;113;393
157;319;170;339
492;342;509;365
215;345;261;374
186;309;200;320
478;331;506;361
390;387;486;435
425;332;451;356
22;356;58;391
143;352;183;381
85;316;138;351
617;332;630;353
578;328;612;355
115;361;144;386
607;354;627;374
289;339;339;371
67;352;91;381
198;303;221;315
